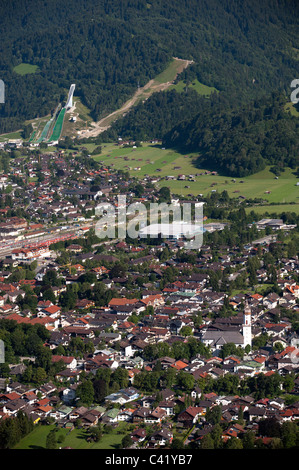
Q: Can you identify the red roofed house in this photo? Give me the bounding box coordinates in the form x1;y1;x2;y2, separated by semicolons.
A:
29;316;59;331
108;298;138;307
0;392;22;402
118;321;136;332
51;355;77;369
285;284;299;298
39;305;61;318
0;304;19;314
37;300;53;309
171;360;189;371
250;293;263;302
140;294;165;307
177;406;202;427
34;404;53;417
75;299;95;309
5;313;59;330
222;424;244;442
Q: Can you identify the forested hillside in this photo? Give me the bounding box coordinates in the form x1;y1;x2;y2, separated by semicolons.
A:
0;0;298;134
100;89;228;142
162;93;299;177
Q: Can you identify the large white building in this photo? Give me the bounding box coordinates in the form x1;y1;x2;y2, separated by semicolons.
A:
139;222;204;240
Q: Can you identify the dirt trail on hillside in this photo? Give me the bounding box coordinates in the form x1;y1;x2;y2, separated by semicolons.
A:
78;58;193;139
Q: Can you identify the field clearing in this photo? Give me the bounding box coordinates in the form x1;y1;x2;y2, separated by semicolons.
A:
153;57;193;84
169;78;218;96
285;102;299;117
0;130;23;142
95;143;198;176
245;204;299;215
93;143;299;204
14;423;129;450
13;63;39;75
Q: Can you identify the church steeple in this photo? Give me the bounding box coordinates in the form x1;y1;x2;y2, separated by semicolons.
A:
242;300;252;348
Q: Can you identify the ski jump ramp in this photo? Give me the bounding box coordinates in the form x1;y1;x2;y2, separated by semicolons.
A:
65;84;76;109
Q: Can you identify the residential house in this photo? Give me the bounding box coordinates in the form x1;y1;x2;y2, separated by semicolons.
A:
145;407;167;424
177;406;202;427
51;355;77;369
149;428;173;447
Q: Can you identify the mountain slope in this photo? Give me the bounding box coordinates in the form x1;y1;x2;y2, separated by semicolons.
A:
0;0;298;134
162;93;299;177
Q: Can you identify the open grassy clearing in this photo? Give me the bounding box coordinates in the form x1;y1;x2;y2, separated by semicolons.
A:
153;58;193;84
245;204;299;215
13;63;39;75
285;102;299;117
14;423;129;449
169;78;218;96
0;130;23;142
94;143;197;175
158;168;299;203
93;143;299;204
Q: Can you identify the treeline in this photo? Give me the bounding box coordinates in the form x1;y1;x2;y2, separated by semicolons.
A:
198;416;299;449
163;93;299;176
0;0;298;133
0;411;34;449
142;337;210;362
0;319;50;363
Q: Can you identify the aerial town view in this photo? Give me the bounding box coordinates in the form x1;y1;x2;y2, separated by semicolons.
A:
0;0;299;458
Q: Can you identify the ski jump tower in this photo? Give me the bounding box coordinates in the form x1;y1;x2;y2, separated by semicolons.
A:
65;84;76;109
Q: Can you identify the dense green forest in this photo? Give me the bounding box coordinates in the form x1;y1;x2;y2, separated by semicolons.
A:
100;88;228;142
162;93;299;176
0;0;298;134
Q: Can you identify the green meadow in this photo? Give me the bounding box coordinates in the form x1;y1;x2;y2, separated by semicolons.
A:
153;58;191;84
285;102;299;117
245;204;299;216
14;423;129;450
169;78;218;96
0;130;23;142
13;63;39;75
93;143;299;206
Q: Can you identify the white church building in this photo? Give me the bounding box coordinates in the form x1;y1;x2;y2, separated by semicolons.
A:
201;302;252;353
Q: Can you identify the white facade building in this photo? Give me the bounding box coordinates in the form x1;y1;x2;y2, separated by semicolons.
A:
242;301;252;349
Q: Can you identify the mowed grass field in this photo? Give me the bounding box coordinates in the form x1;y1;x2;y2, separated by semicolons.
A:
245;204;299;215
13;63;39;75
14;423;129;450
169;78;218;96
93;143;299;208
